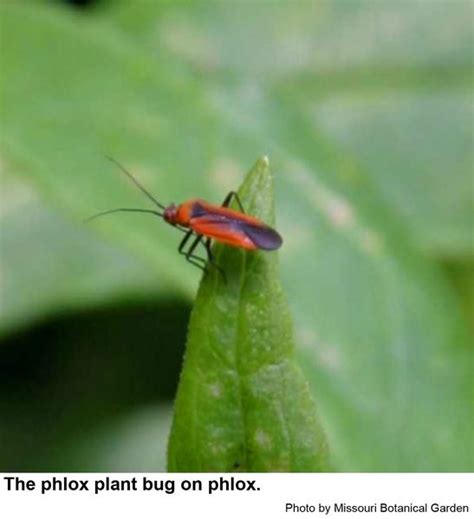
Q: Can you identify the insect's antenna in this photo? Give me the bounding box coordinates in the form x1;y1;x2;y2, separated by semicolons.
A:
84;208;163;223
105;156;166;211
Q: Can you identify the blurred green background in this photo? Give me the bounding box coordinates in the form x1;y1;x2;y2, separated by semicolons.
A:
0;0;472;471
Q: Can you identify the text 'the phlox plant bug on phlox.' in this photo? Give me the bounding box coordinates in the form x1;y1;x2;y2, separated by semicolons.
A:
86;157;283;278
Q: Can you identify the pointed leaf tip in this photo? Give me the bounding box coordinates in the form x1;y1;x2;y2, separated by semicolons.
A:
167;158;327;472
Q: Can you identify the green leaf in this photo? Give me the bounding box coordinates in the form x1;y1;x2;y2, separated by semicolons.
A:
167;158;327;472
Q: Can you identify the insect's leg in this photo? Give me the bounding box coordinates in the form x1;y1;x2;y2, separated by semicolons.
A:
173;223;190;234
221;191;245;213
179;232;224;278
185;234;204;261
205;238;227;283
180;234;210;273
178;229;195;254
184;257;207;272
178;231;205;270
204;238;213;262
179;232;209;267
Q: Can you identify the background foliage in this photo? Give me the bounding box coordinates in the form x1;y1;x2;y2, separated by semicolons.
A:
0;0;472;471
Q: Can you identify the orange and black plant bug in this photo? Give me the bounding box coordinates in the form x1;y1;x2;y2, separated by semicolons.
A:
86;157;283;277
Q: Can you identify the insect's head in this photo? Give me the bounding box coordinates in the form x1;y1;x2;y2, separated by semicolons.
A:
163;203;178;224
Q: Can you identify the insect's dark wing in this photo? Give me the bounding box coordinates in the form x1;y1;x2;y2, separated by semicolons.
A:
240;223;283;250
190;216;255;249
190;207;283;251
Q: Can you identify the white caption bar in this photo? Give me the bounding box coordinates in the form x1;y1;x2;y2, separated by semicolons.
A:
0;473;472;519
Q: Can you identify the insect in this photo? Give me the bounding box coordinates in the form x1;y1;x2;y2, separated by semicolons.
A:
86;157;283;276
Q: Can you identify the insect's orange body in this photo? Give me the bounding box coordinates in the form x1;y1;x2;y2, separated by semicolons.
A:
164;199;282;251
88;158;283;275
